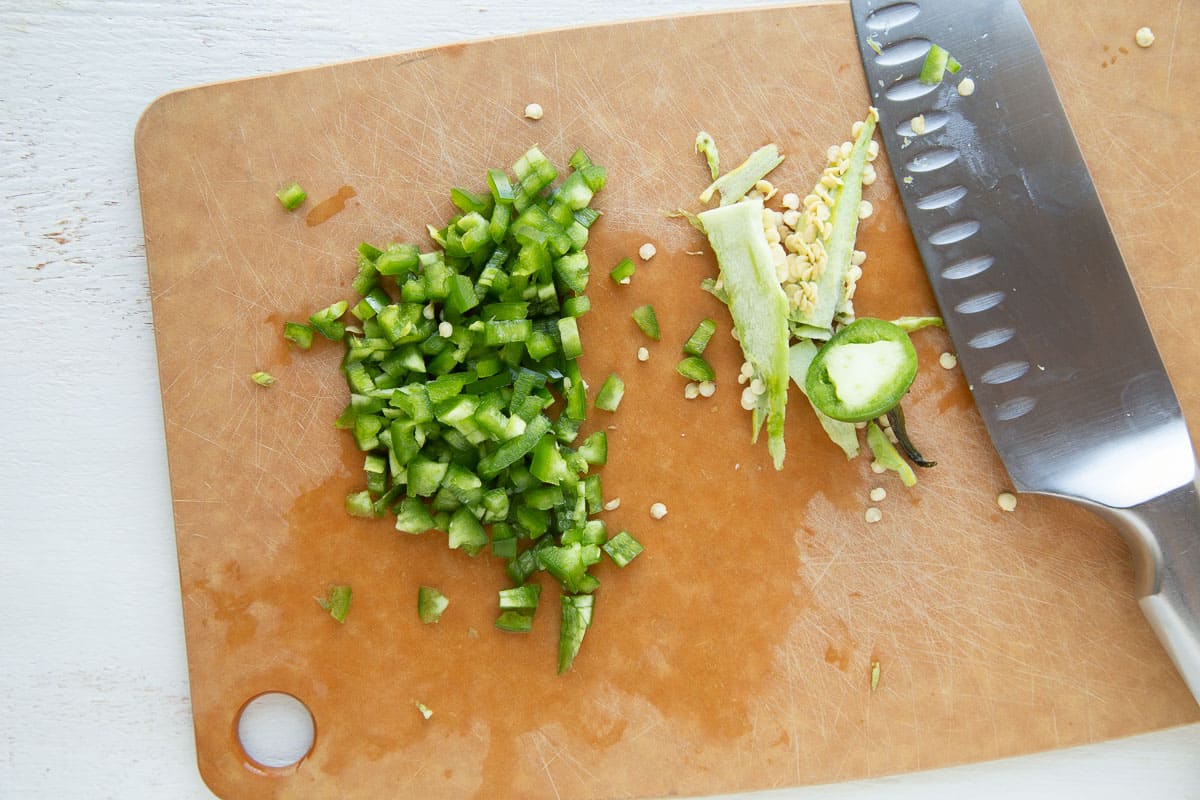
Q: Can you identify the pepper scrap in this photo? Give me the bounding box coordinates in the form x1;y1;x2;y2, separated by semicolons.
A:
886;405;936;468
317;584;352;623
699;198;791;469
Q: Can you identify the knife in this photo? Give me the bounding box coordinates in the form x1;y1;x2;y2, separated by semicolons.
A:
849;0;1200;703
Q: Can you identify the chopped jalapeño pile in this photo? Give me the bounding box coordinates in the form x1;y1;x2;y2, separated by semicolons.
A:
285;146;642;672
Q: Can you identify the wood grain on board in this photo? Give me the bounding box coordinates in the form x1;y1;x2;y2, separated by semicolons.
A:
135;1;1199;797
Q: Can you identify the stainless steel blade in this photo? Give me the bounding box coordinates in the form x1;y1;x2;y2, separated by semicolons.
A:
851;0;1200;701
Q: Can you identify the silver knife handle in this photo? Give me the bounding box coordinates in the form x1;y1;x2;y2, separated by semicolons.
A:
1086;475;1200;703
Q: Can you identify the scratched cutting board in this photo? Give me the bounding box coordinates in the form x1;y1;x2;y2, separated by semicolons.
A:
136;1;1200;797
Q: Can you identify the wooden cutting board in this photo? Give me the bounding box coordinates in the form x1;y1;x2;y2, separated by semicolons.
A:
136;1;1200;797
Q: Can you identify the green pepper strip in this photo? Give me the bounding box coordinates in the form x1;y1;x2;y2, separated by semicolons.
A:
792;109;877;334
891;315;944;333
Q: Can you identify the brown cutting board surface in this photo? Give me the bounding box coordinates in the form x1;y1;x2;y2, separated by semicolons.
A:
136;1;1200;798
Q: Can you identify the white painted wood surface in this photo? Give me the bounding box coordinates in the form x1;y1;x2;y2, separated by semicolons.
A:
0;1;1196;797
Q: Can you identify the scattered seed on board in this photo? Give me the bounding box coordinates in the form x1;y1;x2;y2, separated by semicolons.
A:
957;77;976;97
603;498;621;511
523;102;544;120
650;502;668;520
1135;27;1155;48
637;346;649;362
684;382;700;400
858;200;873;220
865;507;883;524
910;114;927;135
869;487;887;503
870;461;887;474
638;242;657;261
939;352;958;369
698;380;716;398
997;492;1018;512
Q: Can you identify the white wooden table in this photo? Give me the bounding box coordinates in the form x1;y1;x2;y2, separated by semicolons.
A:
1;1;1196;797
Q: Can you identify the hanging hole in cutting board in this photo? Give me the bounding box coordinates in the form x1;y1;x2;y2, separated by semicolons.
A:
236;692;315;774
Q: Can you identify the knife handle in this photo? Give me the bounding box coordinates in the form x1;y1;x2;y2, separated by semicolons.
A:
1091;476;1200;704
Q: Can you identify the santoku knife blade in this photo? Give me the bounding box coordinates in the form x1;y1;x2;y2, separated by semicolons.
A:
851;0;1200;702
